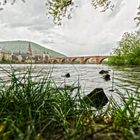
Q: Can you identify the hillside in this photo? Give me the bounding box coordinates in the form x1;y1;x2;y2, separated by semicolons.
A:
0;40;66;58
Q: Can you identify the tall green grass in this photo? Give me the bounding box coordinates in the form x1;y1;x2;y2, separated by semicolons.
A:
0;66;139;140
0;66;94;140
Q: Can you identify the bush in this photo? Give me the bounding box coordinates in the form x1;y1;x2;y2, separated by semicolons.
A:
108;32;140;65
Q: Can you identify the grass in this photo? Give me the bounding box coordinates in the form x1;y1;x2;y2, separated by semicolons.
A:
0;66;139;140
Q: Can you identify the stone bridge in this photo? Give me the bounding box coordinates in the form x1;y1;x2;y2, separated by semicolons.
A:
48;56;108;64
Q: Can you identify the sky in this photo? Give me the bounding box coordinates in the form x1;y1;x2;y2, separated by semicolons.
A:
0;0;139;56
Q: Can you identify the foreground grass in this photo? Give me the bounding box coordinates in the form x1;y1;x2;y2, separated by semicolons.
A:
0;67;140;140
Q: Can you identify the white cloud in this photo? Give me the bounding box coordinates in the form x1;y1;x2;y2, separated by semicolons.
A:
47;0;139;56
0;0;139;56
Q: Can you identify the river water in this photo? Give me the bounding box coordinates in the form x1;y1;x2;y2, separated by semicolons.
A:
0;64;140;99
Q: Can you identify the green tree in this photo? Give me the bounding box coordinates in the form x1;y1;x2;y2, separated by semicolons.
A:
108;32;140;65
115;32;140;56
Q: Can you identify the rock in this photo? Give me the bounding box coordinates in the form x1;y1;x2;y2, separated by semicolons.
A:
65;73;70;78
83;88;108;109
99;70;109;74
103;74;110;81
62;73;70;78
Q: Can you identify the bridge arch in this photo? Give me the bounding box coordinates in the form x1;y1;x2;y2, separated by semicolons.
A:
97;57;108;64
60;59;66;64
82;58;90;64
82;57;96;64
57;58;65;64
52;59;59;64
70;58;80;64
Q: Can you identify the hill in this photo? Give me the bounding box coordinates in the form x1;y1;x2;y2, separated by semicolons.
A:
0;40;66;58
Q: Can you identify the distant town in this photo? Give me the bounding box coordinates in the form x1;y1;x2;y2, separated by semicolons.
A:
0;42;51;64
0;42;107;64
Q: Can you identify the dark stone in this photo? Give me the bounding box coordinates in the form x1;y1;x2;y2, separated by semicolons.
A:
65;73;70;78
61;73;70;78
99;70;109;74
103;74;110;81
83;88;108;109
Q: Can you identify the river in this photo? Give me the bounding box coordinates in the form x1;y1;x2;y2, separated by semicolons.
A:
0;64;140;99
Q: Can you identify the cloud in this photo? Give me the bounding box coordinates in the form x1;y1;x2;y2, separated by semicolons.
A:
47;0;139;56
0;0;139;56
0;0;55;48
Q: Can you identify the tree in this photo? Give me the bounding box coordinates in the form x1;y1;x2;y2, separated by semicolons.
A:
134;5;140;26
0;0;25;10
117;32;140;55
46;0;114;24
0;0;140;25
108;32;140;65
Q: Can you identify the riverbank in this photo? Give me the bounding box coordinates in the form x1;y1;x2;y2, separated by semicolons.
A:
0;67;140;140
104;56;140;66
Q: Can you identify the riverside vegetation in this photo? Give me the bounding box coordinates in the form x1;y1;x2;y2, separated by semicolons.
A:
107;32;140;66
0;66;140;140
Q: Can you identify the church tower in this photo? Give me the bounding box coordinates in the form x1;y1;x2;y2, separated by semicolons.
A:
27;42;32;55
